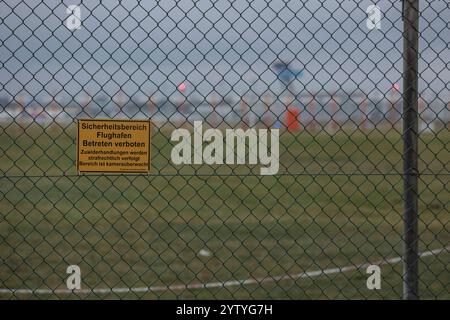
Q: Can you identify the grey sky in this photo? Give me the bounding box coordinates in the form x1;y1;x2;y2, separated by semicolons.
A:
0;0;449;100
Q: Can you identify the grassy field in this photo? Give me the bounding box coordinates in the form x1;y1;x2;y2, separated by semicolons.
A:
0;122;448;299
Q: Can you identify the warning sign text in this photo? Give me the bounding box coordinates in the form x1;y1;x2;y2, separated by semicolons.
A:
77;119;151;173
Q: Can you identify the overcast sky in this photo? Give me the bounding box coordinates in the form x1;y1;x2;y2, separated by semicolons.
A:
0;0;449;100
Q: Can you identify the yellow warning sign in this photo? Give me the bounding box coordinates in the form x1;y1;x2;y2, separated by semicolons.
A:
77;119;151;173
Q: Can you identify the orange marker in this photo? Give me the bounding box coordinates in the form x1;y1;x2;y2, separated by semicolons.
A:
263;93;270;128
211;92;217;128
360;98;367;131
286;106;301;132
309;97;316;132
330;96;338;131
240;97;248;129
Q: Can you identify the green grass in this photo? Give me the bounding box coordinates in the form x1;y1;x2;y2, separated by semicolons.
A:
0;123;448;299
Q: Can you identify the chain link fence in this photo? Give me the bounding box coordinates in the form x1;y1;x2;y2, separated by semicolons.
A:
0;0;448;299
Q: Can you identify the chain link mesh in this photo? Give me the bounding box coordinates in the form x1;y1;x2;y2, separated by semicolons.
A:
0;0;448;299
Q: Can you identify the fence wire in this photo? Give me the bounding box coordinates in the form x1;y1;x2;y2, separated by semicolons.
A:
0;0;448;299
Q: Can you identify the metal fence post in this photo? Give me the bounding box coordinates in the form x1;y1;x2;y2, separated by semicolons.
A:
402;0;420;300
